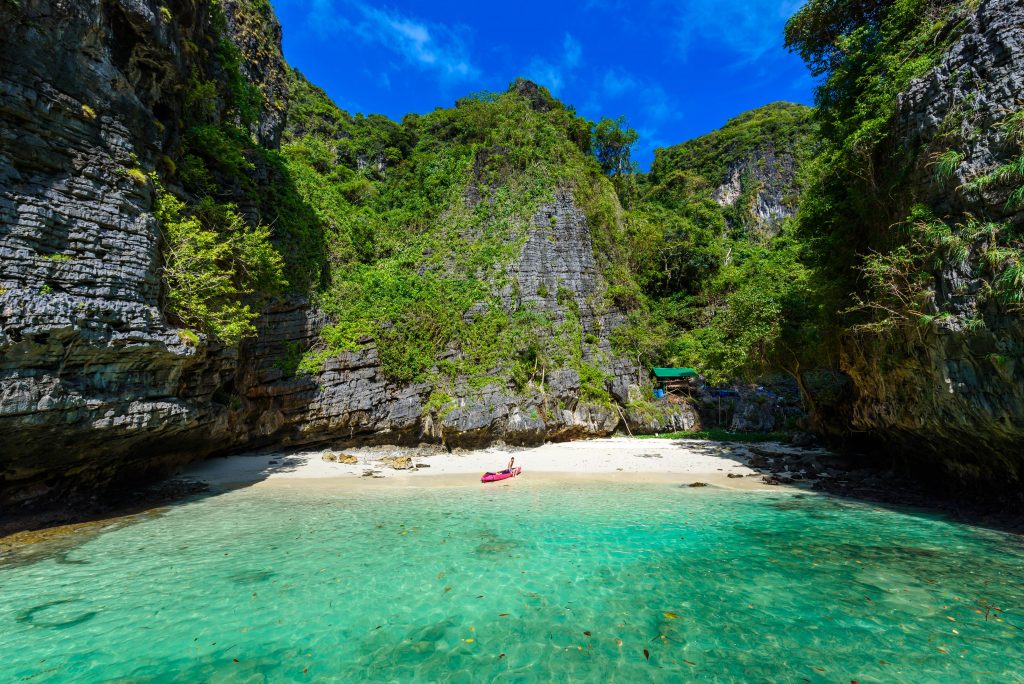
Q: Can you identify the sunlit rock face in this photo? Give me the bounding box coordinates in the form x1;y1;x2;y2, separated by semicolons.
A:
711;144;800;238
239;191;697;453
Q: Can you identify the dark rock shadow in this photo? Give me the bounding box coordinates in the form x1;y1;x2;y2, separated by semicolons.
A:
690;439;1024;537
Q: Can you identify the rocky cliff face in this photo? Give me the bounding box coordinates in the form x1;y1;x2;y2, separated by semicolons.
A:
0;3;693;510
711;145;800;237
0;0;249;506
649;102;812;239
235;189;697;456
825;0;1024;485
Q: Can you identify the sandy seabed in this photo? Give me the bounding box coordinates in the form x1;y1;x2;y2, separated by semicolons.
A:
184;437;802;492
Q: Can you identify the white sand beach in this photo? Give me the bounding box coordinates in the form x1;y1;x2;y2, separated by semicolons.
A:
183;437;806;491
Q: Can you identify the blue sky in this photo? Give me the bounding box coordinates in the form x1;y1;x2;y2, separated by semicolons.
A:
271;0;816;169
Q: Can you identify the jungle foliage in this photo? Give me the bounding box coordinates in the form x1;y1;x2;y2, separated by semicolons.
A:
280;74;635;400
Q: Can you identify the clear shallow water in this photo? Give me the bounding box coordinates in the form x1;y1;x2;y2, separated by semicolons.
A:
1;483;1023;683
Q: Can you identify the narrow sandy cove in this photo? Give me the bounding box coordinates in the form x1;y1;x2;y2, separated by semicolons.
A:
184;437;800;491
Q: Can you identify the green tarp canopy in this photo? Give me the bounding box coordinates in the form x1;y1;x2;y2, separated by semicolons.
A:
652;367;698;379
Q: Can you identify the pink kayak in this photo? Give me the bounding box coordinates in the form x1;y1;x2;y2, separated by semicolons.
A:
481;467;522;483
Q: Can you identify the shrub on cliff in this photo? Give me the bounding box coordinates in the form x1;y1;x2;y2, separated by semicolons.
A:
155;186;286;345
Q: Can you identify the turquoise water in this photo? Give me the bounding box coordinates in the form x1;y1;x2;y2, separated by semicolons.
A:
2;482;1023;682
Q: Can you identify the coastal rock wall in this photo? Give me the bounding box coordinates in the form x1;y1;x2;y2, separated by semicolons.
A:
826;0;1024;485
232;192;698;452
0;0;233;505
0;2;692;509
0;0;302;507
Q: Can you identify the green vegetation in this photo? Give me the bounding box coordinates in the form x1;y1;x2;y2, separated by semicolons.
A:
775;0;1024;370
784;0;975;329
649;102;811;204
276;79;823;399
152;0;324;346
281;74;636;400
155;184;286;345
125;168;148;185
178;329;200;346
152;0;1018;434
609;103;818;389
592;116;639;177
80;104;97;120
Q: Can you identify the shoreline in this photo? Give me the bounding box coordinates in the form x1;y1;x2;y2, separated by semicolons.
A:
5;435;1022;555
183;437;799;492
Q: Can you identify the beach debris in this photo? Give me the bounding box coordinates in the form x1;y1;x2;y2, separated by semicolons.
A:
464;638;474;643
437;571;445;580
583;631;591;636
444;587;452;594
615;638;622;647
687;482;709;488
499;613;509;617
663;612;679;620
498;654;505;659
643;648;650;661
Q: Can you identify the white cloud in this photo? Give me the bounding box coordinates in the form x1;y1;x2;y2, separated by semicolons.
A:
602;68;637;97
522;32;583;95
563;33;582;70
305;0;478;81
671;0;803;65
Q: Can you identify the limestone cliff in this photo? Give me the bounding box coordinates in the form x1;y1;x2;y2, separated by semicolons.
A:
0;0;270;507
818;0;1024;485
648;102;812;239
0;4;692;510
